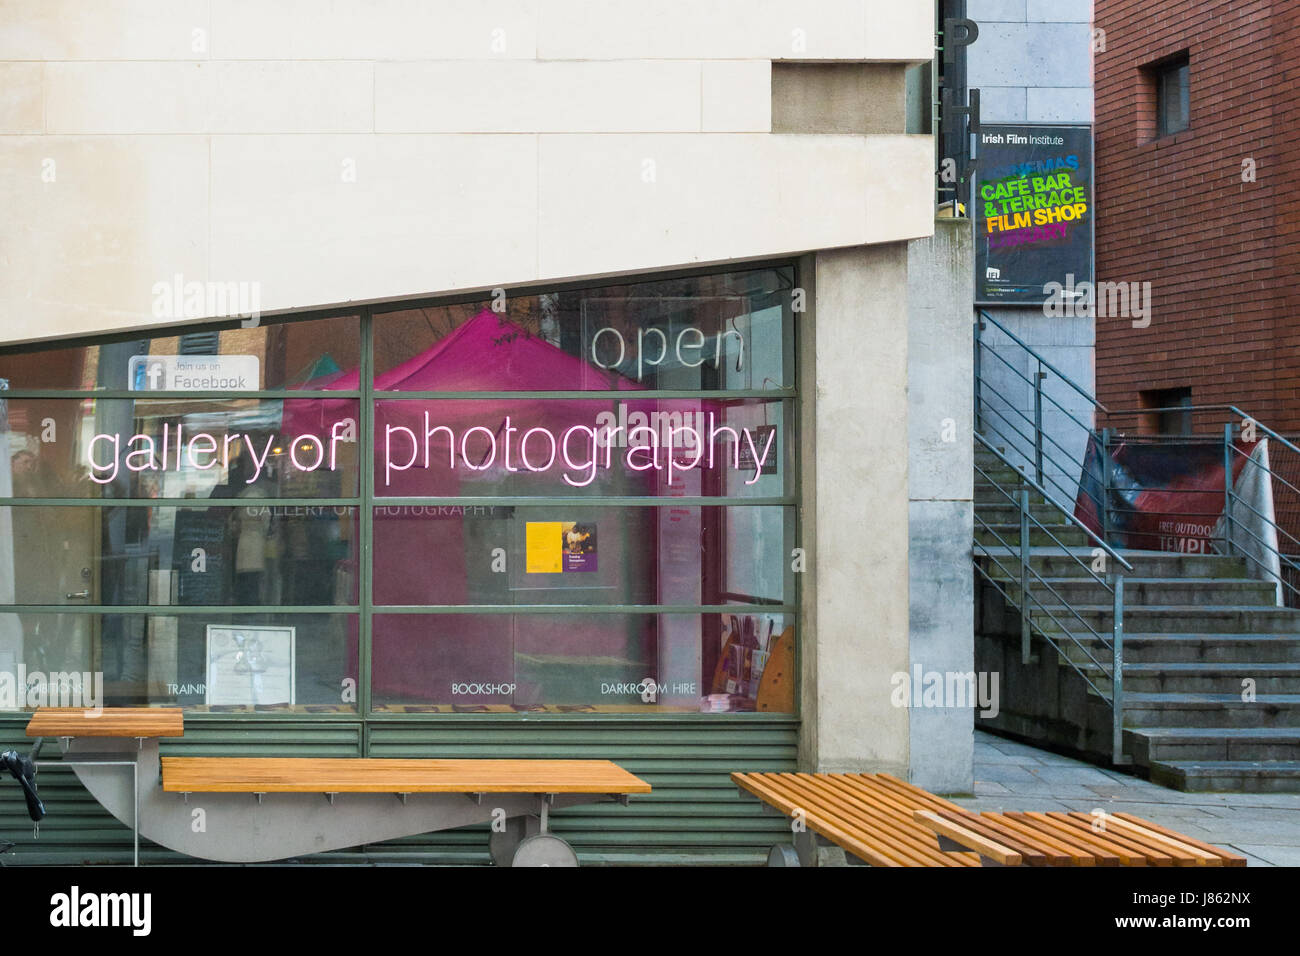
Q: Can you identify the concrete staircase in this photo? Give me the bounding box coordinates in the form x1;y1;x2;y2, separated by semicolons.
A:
975;447;1300;792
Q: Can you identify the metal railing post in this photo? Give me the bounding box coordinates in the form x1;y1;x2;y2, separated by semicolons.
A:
1020;485;1032;665
1223;421;1236;557
1111;573;1125;765
1100;427;1112;545
1034;364;1045;485
973;318;984;434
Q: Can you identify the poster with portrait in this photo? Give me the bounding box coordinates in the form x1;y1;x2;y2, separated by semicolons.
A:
974;124;1094;305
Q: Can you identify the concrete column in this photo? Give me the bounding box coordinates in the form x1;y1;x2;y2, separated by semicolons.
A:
799;242;911;774
907;220;975;793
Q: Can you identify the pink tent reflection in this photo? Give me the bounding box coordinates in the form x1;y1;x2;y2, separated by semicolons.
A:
285;310;742;708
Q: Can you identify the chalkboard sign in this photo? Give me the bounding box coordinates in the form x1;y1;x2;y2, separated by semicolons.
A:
174;511;231;605
974;124;1094;306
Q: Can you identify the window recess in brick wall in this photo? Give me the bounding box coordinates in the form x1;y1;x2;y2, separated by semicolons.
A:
1142;51;1191;141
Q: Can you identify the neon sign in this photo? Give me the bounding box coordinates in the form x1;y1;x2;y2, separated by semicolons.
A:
588;326;744;380
82;413;778;489
87;419;356;485
382;412;776;488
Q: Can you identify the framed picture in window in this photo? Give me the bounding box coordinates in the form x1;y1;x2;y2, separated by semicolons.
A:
205;625;296;708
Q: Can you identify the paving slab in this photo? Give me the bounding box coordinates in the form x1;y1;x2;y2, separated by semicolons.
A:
952;731;1300;866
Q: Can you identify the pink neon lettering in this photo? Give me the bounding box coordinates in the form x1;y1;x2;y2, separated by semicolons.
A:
561;425;598;488
330;418;354;470
187;432;218;470
88;434;120;484
709;414;739;469
519;427;556;472
667;425;703;485
743;427;777;485
502;416;519;472
385;424;418;486
423;412;454;468
625;425;660;472
291;434;324;472
243;434;275;484
461;425;497;471
124;435;158;473
80;414;774;489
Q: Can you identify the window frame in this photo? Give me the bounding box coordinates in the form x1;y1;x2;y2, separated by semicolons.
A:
1153;53;1191;139
0;260;803;721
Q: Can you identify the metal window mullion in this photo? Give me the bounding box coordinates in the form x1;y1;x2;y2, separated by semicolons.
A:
0;390;362;400
368;604;798;615
369;496;795;507
0;498;361;507
360;310;375;722
371;389;794;400
7;605;358;615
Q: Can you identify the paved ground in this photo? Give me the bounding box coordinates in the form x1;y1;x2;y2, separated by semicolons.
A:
954;731;1300;866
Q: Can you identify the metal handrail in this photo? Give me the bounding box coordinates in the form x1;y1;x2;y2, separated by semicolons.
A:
1095;404;1300;609
1103;404;1300;458
977;309;1109;413
975;434;1133;572
974;314;1130;765
977;343;1103;437
977;407;1105;519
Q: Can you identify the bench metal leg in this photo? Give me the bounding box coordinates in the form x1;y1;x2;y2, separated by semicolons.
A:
767;832;850;867
490;817;579;867
511;834;578;867
767;844;801;866
489;814;536;867
489;795;580;867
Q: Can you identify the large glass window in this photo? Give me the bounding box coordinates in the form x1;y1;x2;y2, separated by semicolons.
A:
0;266;798;715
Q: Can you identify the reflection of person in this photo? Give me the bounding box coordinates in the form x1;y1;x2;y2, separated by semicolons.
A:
209;453;277;605
233;483;271;605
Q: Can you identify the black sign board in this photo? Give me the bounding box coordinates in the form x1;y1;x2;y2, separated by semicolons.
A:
974;124;1094;306
174;510;230;605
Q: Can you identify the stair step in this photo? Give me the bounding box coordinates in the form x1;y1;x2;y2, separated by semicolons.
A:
1061;634;1300;664
977;548;1250;579
1034;605;1300;635
974;504;1071;523
1121;693;1300;728
977;524;1090;547
1147;759;1300;793
1127;727;1300;762
1005;578;1278;607
1077;661;1300;694
974;485;1053;504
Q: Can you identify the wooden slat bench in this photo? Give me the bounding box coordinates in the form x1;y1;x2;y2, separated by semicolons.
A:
732;771;983;867
913;808;1247;868
733;770;1247;867
20;707;650;866
26;707;184;739
161;756;650;796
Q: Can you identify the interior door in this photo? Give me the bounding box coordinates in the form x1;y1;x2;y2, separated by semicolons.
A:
12;505;100;684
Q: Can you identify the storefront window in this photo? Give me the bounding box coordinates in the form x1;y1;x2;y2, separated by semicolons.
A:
0;266;797;716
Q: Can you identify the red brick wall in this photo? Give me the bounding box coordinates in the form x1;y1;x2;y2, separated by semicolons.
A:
1094;0;1292;431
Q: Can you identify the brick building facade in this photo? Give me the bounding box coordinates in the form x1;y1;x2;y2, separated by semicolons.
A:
1094;0;1294;431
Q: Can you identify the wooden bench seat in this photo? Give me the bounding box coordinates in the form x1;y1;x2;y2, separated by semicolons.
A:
162;757;652;795
26;707;184;739
734;770;1247;868
731;771;982;867
913;808;1246;868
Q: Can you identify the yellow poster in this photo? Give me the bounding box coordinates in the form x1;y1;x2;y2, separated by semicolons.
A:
525;522;564;573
